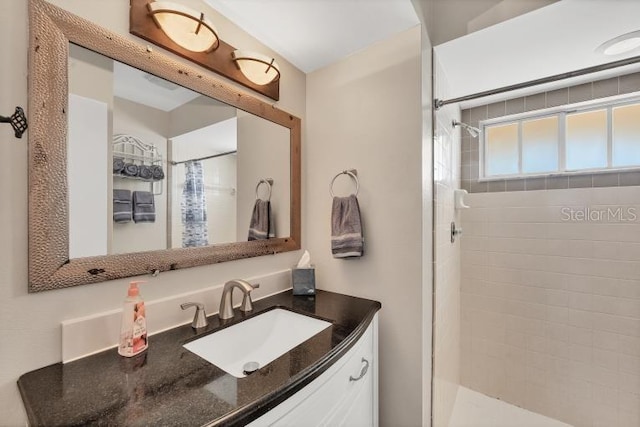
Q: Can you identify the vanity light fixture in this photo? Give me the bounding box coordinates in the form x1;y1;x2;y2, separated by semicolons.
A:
147;1;219;52
232;50;281;86
130;0;280;100
597;30;640;56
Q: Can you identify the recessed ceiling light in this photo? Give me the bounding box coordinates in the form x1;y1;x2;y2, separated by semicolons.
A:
597;30;640;56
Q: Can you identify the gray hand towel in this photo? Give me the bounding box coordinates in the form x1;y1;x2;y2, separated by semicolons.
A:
268;209;276;239
331;194;364;258
150;165;165;181
248;199;271;240
133;191;155;223
123;163;139;177
113;157;125;174
138;165;153;180
113;189;132;223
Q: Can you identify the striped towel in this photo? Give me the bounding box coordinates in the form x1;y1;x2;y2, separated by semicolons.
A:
113;189;132;223
132;191;155;223
331;194;364;258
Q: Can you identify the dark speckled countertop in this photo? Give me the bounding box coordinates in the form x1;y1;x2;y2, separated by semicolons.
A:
18;290;381;426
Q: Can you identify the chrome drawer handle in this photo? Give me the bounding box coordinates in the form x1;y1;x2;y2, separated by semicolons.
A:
349;358;369;382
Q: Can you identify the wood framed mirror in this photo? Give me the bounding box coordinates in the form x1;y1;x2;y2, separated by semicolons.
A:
28;0;301;292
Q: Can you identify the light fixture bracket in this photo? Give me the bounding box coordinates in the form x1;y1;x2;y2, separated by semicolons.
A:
130;0;279;100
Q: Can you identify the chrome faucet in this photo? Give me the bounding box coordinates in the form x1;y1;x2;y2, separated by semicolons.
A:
219;279;260;320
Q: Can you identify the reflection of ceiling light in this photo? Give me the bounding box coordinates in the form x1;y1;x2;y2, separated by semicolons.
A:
143;73;180;90
147;1;219;53
231;50;281;86
597;30;640;56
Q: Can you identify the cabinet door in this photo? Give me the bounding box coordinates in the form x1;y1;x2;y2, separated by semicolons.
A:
249;315;378;427
336;373;374;426
322;356;374;426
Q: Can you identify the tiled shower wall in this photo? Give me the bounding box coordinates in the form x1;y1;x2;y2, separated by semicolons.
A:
432;57;461;427
460;187;640;427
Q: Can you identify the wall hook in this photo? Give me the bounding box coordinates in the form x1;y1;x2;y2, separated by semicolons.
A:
0;106;28;139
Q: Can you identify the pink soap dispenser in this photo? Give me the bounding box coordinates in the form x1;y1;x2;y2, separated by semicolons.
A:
118;281;148;357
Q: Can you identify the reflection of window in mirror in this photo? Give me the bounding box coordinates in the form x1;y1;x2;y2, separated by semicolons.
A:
67;43;290;260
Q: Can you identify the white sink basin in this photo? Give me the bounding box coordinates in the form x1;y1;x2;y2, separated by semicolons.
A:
183;308;332;378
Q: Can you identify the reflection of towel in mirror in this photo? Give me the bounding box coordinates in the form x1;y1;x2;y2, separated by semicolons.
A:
268;210;275;239
138;165;153;180
123;163;139;177
331;195;364;258
248;199;271;240
113;158;125;174
150;165;165;181
113;189;132;223
133;191;155;223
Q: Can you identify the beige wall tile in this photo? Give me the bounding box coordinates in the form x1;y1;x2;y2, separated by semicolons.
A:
461;187;640;425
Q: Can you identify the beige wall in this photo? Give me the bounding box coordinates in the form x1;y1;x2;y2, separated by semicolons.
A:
68;44;115;255
432;55;462;427
236;111;291;241
112;97;169;254
306;26;426;426
0;1;305;424
461;187;640;426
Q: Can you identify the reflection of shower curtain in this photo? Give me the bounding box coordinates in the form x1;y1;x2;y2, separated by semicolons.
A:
181;161;209;247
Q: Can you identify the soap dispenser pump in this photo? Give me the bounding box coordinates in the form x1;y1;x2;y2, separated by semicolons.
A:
118;281;148;357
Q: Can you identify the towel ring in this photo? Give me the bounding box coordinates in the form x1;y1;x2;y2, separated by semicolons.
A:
255;178;273;201
330;169;359;197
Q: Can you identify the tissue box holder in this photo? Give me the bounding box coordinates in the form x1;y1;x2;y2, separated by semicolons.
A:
292;267;315;296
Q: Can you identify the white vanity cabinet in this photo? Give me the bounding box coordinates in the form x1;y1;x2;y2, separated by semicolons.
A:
248;314;379;427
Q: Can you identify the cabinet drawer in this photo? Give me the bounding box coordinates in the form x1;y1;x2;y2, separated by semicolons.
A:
249;316;377;427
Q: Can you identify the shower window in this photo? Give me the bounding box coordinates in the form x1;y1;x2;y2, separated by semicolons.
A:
522;116;559;173
566;109;607;170
485;123;518;176
480;95;640;179
613;103;640;167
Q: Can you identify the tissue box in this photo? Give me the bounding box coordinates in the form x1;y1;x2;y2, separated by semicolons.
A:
292;267;315;296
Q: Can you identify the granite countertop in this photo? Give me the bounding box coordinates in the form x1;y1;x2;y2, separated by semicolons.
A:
18;290;381;426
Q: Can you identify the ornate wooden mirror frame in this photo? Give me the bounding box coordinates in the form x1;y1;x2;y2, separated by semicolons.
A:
28;0;301;292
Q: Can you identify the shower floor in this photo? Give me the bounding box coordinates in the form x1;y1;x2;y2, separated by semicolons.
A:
449;387;572;427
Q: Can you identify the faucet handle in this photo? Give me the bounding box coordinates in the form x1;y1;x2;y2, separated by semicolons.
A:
240;283;260;312
181;302;208;329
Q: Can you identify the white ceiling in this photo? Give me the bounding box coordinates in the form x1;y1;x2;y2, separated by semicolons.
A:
435;0;640;104
204;0;420;73
119;0;640;111
172;117;238;159
113;61;201;112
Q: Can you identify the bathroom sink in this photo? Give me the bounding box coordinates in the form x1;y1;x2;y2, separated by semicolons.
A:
183;308;332;378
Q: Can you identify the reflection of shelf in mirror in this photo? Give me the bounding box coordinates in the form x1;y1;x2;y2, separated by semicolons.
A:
113;151;163;164
114;174;163;196
113;173;164;182
113;134;164;196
